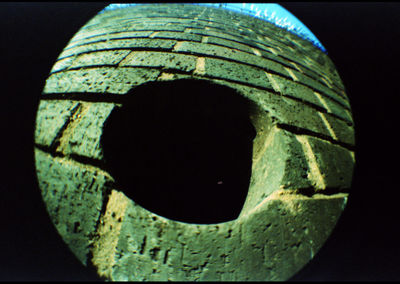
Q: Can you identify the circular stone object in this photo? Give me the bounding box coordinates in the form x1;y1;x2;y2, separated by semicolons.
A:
34;4;355;281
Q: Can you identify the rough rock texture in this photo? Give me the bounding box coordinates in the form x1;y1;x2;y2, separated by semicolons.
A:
34;4;355;281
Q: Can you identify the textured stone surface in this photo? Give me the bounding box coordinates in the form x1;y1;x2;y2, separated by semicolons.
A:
119;51;197;72
68;50;131;68
174;40;288;76
55;102;116;160
59;38;176;59
205;35;254;53
66;31;154;49
241;125;313;214
202;57;274;89
44;67;161;94
296;135;355;190
151;31;203;42
91;189;347;281
34;148;113;265
34;3;355;281
34;100;79;147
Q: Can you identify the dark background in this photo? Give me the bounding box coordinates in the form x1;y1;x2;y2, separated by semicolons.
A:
1;2;399;281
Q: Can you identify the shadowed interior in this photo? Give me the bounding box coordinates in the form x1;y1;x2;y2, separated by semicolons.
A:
101;79;258;224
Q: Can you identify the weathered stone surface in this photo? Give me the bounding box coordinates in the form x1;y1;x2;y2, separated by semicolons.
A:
323;112;355;146
152;31;203;42
59;38;176;59
263;72;327;108
242;125;313;214
313;91;354;124
223;83;335;140
121;22;188;32
35;3;355;282
173;40;287;75
205;35;254;53
44;67;160;94
190;27;253;45
120;51;197;73
202;57;274;89
67;31;154;48
34;148;113;265
296;135;355;190
42;72;74;93
69;24;185;44
34;100;79;147
50;56;76;73
91;189;347;281
55;102;116;160
295;69;351;108
69;50;130;69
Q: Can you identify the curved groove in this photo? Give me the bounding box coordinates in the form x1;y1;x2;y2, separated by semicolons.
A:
51;45;350;110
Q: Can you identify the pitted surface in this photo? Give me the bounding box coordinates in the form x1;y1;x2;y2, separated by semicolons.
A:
34;4;355;281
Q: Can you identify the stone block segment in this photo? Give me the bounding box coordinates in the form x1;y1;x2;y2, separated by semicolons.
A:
66;31;154;50
242;126;313;214
35;100;80;147
55;102;116;160
173;41;287;75
296;135;355;190
119;51;197;73
323;112;355;146
151;31;203;42
50;56;76;73
69;50;131;69
43;67;160;94
59;38;176;59
35;148;113;265
201;57;274;90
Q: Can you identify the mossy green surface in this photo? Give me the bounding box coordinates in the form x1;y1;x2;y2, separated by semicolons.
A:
34;3;355;281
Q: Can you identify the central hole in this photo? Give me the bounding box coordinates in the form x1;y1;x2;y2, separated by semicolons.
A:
102;79;257;224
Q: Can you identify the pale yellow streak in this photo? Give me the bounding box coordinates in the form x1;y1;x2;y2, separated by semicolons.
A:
265;72;281;93
318;112;338;140
313;91;332;113
284;67;299;81
242;189;305;217
242;188;349;218
296;135;326;190
320;76;332;88
290;62;303;73
322;74;333;84
173;41;183;52
158;72;174;81
252;48;262;57
349;151;356;162
194;57;206;75
118;51;137;66
149;32;159;38
268;47;278;55
91;190;130;279
56;103;88;154
252;126;278;167
345;109;353;122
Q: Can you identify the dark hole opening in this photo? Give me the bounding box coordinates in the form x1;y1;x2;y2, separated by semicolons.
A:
101;79;257;224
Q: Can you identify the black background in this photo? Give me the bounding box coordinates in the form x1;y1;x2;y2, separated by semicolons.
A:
1;2;399;281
